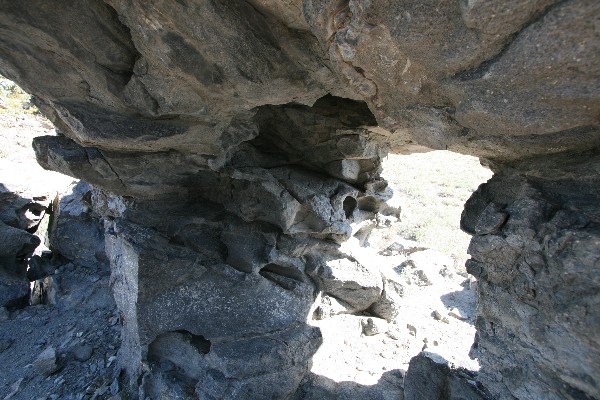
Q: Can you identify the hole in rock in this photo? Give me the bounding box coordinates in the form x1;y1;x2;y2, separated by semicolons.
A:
259;263;304;290
307;150;492;394
243;94;378;181
343;196;357;218
175;330;212;355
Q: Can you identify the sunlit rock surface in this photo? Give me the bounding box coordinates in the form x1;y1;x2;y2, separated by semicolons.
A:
1;1;598;398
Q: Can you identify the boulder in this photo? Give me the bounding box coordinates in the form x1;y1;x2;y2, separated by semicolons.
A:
404;353;489;400
0;221;40;308
49;182;106;267
33;346;59;376
307;256;383;312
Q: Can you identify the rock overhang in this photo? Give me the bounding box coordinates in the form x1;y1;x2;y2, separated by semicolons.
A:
1;1;598;399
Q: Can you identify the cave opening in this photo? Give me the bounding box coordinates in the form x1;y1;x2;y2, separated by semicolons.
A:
305;147;493;391
0;76;496;396
342;195;357;219
0;0;598;395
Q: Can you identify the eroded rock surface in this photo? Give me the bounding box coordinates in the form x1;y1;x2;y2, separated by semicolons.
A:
1;1;598;399
462;153;600;400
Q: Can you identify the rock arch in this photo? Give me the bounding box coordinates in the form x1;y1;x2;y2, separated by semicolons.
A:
1;1;598;398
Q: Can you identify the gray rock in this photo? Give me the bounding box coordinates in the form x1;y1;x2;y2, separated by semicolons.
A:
407;324;417;337
361;317;388;336
370;277;403;321
4;378;23;400
49;182;106;267
307;256;383;312
106;216;323;397
404;353;489;400
463;166;600;399
0;272;30;309
0;220;39;308
33;346;59;376
474;203;508;235
448;308;468;321
395;260;432;287
110;377;120;396
313;295;353;320
379;239;428;257
73;344;94;362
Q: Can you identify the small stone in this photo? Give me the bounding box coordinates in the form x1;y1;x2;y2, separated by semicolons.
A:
432;310;443;321
414;270;432;286
33;346;59;376
86;384;97;395
93;384;109;397
73;344;93;362
107;355;117;367
441;317;450;324
433;340;439;346
407;324;417;336
386;329;401;340
439;266;454;279
362;317;388;336
449;308;468;321
110;377;120;395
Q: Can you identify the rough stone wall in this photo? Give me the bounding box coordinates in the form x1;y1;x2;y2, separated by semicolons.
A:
462;153;600;400
0;1;598;399
80;94;395;397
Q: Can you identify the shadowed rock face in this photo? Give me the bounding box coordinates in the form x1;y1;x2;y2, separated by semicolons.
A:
1;1;598;399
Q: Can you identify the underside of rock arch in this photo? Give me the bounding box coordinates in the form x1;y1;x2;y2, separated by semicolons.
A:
1;1;598;399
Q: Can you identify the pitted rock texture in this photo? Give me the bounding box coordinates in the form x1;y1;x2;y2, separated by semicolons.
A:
462;153;600;400
100;185;391;398
1;1;599;399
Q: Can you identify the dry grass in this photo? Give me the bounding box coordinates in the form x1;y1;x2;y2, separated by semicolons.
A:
0;76;54;161
0;76;42;128
381;151;493;269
